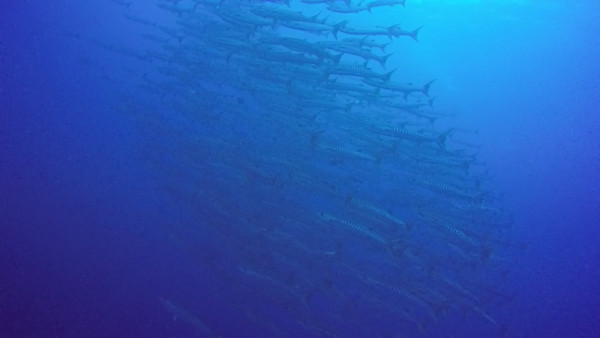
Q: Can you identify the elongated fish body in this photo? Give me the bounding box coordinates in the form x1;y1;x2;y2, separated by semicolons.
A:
237;265;312;310
389;24;424;42
319;212;387;244
326;64;395;81
109;0;517;335
109;0;132;9
338;22;391;37
419;179;481;200
217;10;275;28
160;298;217;337
302;0;350;4
327;3;369;13
256;47;323;65
367;278;438;320
318;144;378;162
123;13;157;28
280;21;344;38
324;81;379;96
259;35;339;61
191;0;224;8
366;0;407;11
349;197;408;230
318;41;392;68
364;78;435;98
156;3;195;16
343;37;390;52
252;5;320;23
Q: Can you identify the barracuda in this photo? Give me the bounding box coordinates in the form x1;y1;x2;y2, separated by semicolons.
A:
111;0;516;334
327;2;369;13
259;35;340;62
348;196;409;230
364;78;436;98
280;20;345;38
160;298;217;337
366;0;407;11
420;178;485;203
318;41;392;68
252;4;321;23
371;125;454;148
326;64;395;80
343;37;391;52
319;212;387;244
367;278;438;321
319;144;378;162
238;265;313;309
338;21;392;37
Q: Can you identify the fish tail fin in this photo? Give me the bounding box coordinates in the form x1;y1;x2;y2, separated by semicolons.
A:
434;300;452;318
437;128;454;148
426;115;437;126
379;53;393;68
375;153;384;166
428;97;436;107
332;53;343;65
474;191;488;205
343;193;354;207
317;56;325;66
309;130;326;149
345;102;353;112
404;220;415;232
417;319;430;332
388;23;400;30
332;21;346;39
225;52;235;65
386;238;407;259
249;40;258;51
302;289;317;309
462;160;472;171
480;244;493;262
383;68;396;82
410;25;424;42
422;79;436;96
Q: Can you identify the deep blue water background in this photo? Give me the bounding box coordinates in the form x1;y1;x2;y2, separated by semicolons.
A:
1;0;599;337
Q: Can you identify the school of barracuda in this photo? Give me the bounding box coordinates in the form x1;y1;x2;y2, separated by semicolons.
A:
102;0;518;336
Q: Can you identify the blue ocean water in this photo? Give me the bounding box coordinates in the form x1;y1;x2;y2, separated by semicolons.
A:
1;0;599;337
